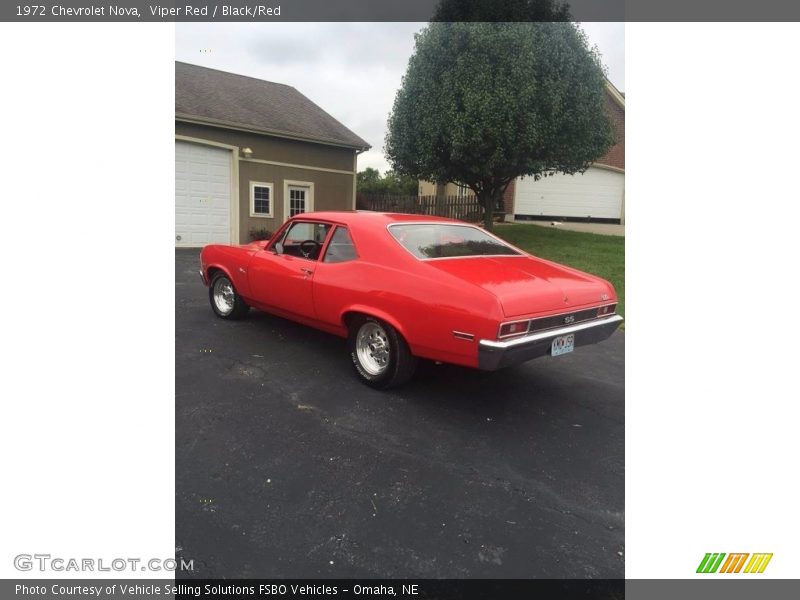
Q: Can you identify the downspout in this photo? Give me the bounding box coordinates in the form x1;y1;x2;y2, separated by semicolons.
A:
353;146;368;210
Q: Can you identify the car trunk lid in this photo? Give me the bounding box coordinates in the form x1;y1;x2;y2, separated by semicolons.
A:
425;256;608;317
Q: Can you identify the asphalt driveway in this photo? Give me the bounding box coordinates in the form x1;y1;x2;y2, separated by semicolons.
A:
175;249;625;578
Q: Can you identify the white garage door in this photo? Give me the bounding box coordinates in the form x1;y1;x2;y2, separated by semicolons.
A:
514;167;624;222
175;141;232;247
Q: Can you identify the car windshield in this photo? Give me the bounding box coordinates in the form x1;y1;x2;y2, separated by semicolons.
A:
388;224;521;259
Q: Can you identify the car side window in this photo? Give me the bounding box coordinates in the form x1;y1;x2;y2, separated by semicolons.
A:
323;227;358;264
278;221;331;260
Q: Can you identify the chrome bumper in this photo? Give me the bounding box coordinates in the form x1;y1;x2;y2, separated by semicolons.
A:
478;314;623;370
199;269;208;286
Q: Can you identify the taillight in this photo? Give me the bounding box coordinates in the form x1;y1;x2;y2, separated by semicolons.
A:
597;303;617;317
498;320;530;339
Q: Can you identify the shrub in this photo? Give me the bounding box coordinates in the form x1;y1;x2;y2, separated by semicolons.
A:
249;228;273;241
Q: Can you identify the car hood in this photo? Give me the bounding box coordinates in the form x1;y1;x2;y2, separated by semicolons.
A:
425;256;613;317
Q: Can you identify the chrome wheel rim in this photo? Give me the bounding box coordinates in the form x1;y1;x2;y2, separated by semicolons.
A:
212;277;235;315
356;322;390;376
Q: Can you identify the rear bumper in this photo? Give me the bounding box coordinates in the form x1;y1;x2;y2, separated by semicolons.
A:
478;314;623;370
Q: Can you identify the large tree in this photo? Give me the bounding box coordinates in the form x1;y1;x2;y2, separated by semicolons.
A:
385;22;615;229
431;0;571;22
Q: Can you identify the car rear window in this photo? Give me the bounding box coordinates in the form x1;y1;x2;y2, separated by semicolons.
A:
388;224;521;259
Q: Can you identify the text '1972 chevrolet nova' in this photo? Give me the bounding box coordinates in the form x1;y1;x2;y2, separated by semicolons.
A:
200;211;622;388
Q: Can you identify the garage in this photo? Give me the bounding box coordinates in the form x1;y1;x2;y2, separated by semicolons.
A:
175;62;369;248
514;166;624;223
175;140;233;247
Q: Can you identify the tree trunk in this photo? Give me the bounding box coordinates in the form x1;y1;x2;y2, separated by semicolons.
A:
479;191;493;231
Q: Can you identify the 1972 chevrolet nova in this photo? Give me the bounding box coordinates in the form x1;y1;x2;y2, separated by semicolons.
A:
200;211;622;388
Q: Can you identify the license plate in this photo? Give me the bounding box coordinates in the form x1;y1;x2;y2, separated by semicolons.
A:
551;334;575;356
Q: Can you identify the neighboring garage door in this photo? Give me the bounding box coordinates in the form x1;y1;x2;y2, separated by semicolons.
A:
175;141;232;247
514;167;624;222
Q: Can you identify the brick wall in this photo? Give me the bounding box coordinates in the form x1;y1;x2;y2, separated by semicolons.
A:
596;92;625;171
502;179;517;216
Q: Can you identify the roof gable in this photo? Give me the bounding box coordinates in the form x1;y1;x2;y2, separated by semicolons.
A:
175;61;370;150
605;79;625;110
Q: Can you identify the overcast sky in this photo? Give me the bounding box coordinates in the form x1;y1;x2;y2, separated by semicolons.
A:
176;23;624;173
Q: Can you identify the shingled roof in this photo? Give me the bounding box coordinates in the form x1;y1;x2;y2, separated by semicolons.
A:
175;62;370;150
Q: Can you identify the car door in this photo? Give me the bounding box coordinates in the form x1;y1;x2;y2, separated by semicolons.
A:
310;225;364;326
248;220;332;319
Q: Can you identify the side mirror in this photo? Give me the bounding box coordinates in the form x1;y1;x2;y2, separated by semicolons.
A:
273;242;284;255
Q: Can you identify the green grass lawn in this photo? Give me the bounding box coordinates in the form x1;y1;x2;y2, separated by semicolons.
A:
493;223;625;322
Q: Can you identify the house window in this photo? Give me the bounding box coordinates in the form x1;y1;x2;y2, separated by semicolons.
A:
283;181;314;221
289;186;307;216
250;182;273;218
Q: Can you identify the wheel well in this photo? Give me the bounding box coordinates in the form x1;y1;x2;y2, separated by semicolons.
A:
206;266;223;282
342;311;363;330
342;310;406;341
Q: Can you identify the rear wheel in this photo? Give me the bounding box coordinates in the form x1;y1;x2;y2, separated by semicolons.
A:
348;316;417;389
209;272;249;320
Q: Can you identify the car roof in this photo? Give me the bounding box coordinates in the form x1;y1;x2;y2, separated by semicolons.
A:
285;211;491;266
291;211;468;227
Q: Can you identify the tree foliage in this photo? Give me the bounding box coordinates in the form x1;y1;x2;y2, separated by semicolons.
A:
385;22;614;229
357;167;419;196
357;167;382;190
431;0;571;22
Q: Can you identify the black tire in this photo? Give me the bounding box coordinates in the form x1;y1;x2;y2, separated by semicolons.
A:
209;272;249;320
348;315;417;389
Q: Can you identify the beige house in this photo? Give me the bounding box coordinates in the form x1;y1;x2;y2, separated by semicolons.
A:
175;62;370;247
418;180;472;197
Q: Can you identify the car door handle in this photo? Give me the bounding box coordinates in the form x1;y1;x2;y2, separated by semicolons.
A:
300;267;314;275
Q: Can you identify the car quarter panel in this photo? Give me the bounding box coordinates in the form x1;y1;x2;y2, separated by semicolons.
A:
311;260;503;368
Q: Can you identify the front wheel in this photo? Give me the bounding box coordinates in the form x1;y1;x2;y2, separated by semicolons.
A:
209;272;249;320
348;316;417;389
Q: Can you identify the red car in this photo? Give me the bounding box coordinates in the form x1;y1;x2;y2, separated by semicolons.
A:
199;212;622;388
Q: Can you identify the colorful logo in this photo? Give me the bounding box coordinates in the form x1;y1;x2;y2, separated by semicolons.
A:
696;553;773;574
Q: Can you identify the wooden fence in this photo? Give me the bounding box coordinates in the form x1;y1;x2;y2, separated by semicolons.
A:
357;194;504;222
